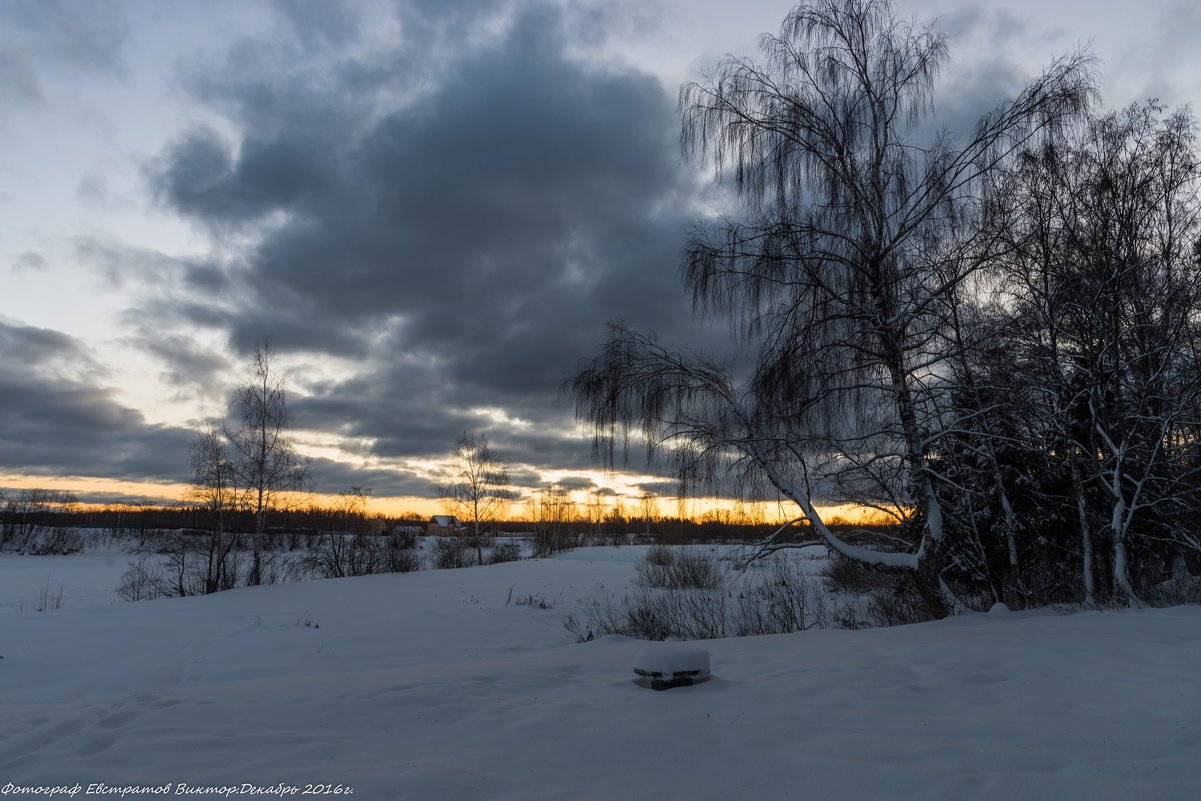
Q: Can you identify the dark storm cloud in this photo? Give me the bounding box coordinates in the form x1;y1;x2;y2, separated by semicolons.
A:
152;126;337;230
146;1;724;476
0;321;194;481
306;457;434;498
553;476;599;492
492;430;602;472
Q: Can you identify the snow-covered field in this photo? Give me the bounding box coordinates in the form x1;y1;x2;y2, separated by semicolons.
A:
0;547;132;612
2;545;1199;800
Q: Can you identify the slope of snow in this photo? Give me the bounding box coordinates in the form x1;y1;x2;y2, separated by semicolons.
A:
1;546;1198;800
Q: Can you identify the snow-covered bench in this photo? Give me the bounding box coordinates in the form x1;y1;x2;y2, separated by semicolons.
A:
633;646;711;690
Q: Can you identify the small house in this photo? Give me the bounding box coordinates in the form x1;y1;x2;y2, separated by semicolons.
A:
427;515;464;536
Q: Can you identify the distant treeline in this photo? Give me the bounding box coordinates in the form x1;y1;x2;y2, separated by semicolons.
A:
0;487;886;544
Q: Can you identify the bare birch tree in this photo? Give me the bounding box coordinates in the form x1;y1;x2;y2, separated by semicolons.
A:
186;425;240;593
438;434;512;566
992;102;1201;604
574;0;1094;616
226;342;310;585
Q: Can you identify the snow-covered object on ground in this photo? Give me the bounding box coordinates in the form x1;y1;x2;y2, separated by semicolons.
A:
1;545;1199;800
633;645;711;689
989;602;1010;614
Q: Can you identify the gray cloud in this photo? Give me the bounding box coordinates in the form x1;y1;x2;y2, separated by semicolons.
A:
75;236;206;290
0;42;41;104
0;320;194;482
270;0;364;51
0;0;128;71
1104;0;1201;109
634;480;681;498
305;457;435;498
143;1;724;479
14;0;1139;507
60;491;181;507
0;320;439;497
0;0;128;106
12;251;46;273
137;334;232;395
553;475;600;491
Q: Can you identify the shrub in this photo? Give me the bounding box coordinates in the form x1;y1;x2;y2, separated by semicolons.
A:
571;553;843;641
635;543;674;587
734;559;826;635
391;529;419;550
864;580;934;627
670;548;725;589
489;540;523;564
646;542;673;566
563;614;594;643
575;587;729;641
383;532;422;573
568;545;943;641
432;536;471;569
307;530;424;578
822;553;935;627
117;556;174;602
531;529;575;557
636;545;724;589
512;592;553;609
822;554;892;593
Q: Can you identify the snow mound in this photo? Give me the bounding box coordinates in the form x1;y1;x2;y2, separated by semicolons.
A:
633;645;711;678
634;645;712;690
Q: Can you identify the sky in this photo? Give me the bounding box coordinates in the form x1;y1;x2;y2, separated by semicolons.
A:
2;0;1199;516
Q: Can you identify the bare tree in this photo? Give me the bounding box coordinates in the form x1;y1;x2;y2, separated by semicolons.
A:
990;102;1201;604
226;342;310;585
0;488;9;551
307;487;377;578
438;434;513;565
526;483;576;556
185;425;240;593
2;488;80;553
574;0;1094;617
637;492;657;537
